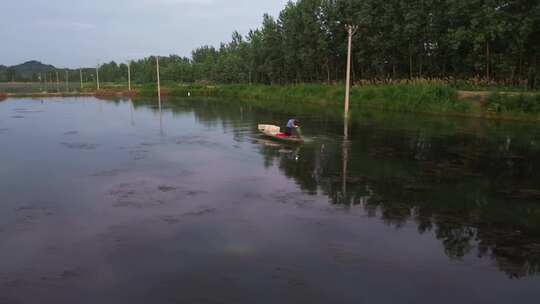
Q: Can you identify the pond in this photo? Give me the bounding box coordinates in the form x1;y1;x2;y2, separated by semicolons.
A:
1;96;539;303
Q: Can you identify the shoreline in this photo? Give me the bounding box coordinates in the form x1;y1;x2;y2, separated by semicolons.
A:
2;84;539;122
0;90;138;99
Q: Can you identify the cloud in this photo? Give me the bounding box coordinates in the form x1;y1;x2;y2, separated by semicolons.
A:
71;22;97;30
36;19;97;31
1;0;289;67
137;0;215;6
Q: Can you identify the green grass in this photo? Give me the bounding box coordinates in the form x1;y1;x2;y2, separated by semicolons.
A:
138;83;471;114
350;84;469;113
6;80;540;120
486;93;540;116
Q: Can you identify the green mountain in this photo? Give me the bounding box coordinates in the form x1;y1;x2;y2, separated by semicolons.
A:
0;61;57;81
10;61;56;78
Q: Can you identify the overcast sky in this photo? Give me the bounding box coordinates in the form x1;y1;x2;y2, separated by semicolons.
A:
0;0;288;68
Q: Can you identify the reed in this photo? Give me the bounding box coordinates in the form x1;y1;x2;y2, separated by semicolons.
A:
486;93;540;115
138;83;470;114
133;83;540;120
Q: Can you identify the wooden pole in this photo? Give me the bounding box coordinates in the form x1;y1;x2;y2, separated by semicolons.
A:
96;64;100;90
127;61;131;91
65;70;69;92
56;71;60;92
344;25;357;120
344;25;358;140
156;56;161;109
80;69;83;90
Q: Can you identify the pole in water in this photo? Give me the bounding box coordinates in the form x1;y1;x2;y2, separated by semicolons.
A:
156;56;161;109
342;139;349;205
130;101;135;126
96;64;100;90
127;61;131;91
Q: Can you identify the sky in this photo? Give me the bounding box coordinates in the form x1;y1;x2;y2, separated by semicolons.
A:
0;0;288;68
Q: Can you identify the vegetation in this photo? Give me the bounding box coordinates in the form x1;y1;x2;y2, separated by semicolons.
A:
136;82;540;120
2;0;539;90
140;83;469;114
1;0;539;119
486;92;540;114
0;61;55;82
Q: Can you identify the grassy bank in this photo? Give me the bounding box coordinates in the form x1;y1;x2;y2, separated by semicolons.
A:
140;83;540;120
140;84;471;115
486;93;540;116
4;82;540;121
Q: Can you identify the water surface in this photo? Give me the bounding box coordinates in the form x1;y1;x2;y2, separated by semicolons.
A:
1;97;539;303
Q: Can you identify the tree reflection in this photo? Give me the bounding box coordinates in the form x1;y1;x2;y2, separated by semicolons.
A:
130;97;540;279
252;111;540;279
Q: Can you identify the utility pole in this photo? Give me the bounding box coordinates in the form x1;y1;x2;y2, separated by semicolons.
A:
344;24;358;124
56;71;60;92
156;56;161;109
127;61;131;91
96;64;100;90
65;70;69;92
341;25;357;205
80;69;83;90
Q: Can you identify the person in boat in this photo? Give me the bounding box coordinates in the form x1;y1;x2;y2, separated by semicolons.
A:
285;119;300;137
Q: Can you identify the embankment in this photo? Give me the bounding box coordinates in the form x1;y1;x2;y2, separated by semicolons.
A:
139;84;540;121
1;90;138;99
4;83;539;121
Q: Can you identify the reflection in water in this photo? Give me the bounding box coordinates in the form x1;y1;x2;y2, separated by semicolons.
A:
151;97;540;279
256;119;540;278
0;99;540;303
342;117;350;206
159;105;164;136
129;100;135;126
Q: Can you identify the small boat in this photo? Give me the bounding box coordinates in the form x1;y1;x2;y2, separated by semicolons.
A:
258;124;304;143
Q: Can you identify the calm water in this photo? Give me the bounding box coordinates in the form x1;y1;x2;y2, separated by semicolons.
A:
1;97;539;304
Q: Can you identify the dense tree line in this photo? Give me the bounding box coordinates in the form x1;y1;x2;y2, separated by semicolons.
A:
3;0;540;89
137;0;540;88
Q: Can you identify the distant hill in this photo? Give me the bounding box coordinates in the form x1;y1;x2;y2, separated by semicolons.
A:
0;61;57;81
10;61;56;78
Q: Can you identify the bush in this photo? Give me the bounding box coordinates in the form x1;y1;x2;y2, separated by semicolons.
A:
486;93;540;114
